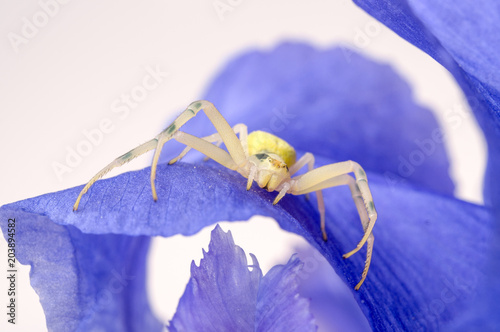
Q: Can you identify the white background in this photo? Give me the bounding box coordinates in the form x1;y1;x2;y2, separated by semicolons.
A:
0;1;486;331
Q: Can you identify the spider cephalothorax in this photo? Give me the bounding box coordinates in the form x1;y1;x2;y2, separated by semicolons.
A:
73;100;376;290
245;130;294;192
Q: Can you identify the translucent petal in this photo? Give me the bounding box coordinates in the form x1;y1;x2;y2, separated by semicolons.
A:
166;43;455;196
0;159;492;331
0;211;161;332
0;41;492;331
352;1;500;328
168;225;316;332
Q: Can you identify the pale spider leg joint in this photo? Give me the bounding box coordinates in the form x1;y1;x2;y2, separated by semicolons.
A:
149;101;246;201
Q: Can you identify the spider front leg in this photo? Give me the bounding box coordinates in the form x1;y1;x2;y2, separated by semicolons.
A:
150;101;246;200
73;138;158;211
73;100;246;210
168;123;249;165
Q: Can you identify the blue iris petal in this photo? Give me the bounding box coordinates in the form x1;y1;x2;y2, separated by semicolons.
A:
351;1;500;329
169;225;316;331
0;42;494;331
352;0;500;206
294;245;371;332
200;43;454;196
0;158;493;331
255;255;316;331
0;210;161;332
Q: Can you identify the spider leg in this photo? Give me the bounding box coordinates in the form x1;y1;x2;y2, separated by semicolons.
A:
150;101;246;200
168;123;248;164
289;152;315;175
150;131;238;200
73;138;158;211
173;131;238;169
285;153;327;240
344;175;374;290
291;161;377;259
302;174;375;289
291;170;375;289
288;152;315;200
74;101;246;210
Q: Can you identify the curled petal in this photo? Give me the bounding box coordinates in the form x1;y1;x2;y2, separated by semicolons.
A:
352;1;500;328
0;210;161;332
0;160;493;331
169;225;316;331
0;41;493;331
255;255;316;331
197;43;454;196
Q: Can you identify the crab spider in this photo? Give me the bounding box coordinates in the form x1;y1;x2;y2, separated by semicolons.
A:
73;100;376;290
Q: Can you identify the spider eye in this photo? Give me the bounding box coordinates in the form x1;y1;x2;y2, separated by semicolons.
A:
254;153;269;161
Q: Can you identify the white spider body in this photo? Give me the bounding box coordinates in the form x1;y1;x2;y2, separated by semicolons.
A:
73;100;376;290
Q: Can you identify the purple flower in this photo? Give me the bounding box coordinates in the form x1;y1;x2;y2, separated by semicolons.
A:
1;2;498;329
168;225;316;331
353;1;500;329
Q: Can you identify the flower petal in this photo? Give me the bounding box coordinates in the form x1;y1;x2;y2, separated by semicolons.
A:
0;162;317;237
255;255;316;332
1;42;493;331
350;1;500;328
168;224;316;331
352;0;500;207
195;43;455;195
0;211;162;332
168;224;262;331
1;159;493;331
294;246;371;332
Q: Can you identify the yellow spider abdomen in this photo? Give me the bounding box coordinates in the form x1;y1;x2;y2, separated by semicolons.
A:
247;130;296;166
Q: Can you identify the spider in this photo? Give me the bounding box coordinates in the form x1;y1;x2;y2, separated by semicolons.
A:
73;100;376;290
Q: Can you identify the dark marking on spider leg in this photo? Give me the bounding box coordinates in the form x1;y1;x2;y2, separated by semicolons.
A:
368;201;375;212
121;151;133;160
187;108;195;115
193;101;202;109
167;123;176;134
358;168;366;178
